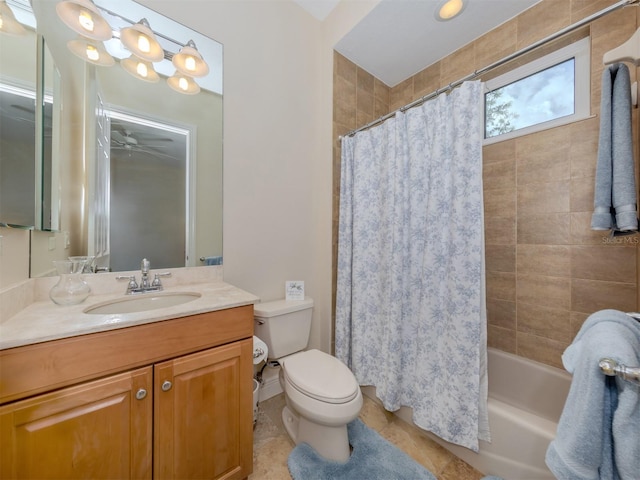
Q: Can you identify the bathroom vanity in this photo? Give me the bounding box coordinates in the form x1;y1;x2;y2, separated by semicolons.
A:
0;273;257;480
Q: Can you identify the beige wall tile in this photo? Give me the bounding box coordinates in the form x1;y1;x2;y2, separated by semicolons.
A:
357;67;374;95
569;118;599;179
486;245;516;273
570;311;589;338
334;75;357;129
571;245;637;283
484;139;516;165
335;52;356;85
517;245;571;277
517;181;571;215
571;0;622;23
517;213;571;245
488;325;517;353
474;19;517;70
516;1;571;50
516;129;571;185
484;188;516;218
390;77;414;111
570;212;611;245
440;43;475;87
484;160;516;191
357;90;375;126
570;176;595;213
517;273;572;310
413;63;440;99
487;298;516;329
484;216;516;245
487;271;516;302
517;302;573;344
516;332;567;369
572;278;638;313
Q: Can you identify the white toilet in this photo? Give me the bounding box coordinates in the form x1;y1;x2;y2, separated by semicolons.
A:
254;297;362;462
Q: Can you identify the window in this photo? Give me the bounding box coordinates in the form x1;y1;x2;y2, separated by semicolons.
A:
484;37;591;144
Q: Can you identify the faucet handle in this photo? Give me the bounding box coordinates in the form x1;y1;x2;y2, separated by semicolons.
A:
152;272;171;288
116;275;139;292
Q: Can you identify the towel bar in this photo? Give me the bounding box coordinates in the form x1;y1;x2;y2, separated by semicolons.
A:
599;358;640;386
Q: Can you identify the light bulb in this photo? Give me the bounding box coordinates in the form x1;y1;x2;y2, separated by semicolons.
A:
0;15;4;30
137;34;150;54
179;77;188;91
136;61;148;78
78;10;94;33
185;56;196;72
438;0;464;20
85;44;99;61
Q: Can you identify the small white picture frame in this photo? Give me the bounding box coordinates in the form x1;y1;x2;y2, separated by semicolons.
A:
285;281;305;301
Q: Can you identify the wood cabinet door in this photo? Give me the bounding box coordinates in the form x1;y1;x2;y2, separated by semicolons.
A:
154;339;253;480
0;367;152;480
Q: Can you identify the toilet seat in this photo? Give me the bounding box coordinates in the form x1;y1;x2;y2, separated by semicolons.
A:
281;349;359;404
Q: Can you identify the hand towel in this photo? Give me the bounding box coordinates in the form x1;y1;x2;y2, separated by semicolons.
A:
591;63;638;233
203;255;222;266
545;309;640;480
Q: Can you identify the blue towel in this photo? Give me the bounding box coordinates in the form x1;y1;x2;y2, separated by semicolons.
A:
591;63;638;234
203;256;222;266
545;309;640;480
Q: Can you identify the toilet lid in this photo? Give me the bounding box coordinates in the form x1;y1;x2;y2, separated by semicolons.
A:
282;349;359;404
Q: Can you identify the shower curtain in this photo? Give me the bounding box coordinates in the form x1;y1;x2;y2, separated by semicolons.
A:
335;81;489;452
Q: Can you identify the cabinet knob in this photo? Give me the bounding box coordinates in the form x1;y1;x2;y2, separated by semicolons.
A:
135;388;147;400
161;380;173;392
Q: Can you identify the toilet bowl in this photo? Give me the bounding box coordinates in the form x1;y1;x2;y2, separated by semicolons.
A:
253;298;363;462
279;349;362;462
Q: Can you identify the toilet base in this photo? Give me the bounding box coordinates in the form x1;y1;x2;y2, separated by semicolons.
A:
282;405;351;463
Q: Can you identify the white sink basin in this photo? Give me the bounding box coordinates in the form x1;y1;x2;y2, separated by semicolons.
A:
85;292;201;315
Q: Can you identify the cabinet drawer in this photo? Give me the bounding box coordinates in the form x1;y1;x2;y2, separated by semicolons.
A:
0;305;253;404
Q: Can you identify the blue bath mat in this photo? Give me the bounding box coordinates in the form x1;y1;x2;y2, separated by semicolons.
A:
287;419;436;480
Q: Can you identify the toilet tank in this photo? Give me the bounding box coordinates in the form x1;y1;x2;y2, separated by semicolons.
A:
254;297;314;360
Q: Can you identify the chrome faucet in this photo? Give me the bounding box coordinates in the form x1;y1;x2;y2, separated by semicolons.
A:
140;258;151;289
116;258;171;295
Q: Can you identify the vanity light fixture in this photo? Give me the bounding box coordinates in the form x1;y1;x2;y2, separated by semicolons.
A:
0;0;26;36
120;18;164;63
55;0;112;41
172;40;209;78
435;0;467;21
122;54;159;83
167;71;201;95
55;2;208;94
67;35;115;66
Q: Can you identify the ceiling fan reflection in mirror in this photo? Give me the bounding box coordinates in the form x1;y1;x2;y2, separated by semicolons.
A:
111;127;177;160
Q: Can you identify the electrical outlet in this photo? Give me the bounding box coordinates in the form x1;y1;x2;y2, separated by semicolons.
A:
48;236;56;251
64;231;70;249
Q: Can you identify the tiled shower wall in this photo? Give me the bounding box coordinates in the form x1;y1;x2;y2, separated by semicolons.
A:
333;0;640;369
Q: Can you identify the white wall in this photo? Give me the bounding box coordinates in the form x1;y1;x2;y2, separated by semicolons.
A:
134;0;379;352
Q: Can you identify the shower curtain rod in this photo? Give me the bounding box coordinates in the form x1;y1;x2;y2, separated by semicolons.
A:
341;0;639;138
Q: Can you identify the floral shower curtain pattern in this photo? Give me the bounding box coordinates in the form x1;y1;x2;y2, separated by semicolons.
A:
335;81;489;452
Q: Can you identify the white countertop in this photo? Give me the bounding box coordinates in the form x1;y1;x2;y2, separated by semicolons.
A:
0;267;259;350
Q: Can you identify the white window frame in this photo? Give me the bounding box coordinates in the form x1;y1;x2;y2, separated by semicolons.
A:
483;36;591;145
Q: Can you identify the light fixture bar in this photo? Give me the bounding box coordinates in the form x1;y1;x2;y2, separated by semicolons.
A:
95;5;190;52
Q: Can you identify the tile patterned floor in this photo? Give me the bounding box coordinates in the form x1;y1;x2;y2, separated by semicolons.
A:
250;393;484;480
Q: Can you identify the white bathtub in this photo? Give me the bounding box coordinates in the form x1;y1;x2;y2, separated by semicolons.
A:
367;347;572;479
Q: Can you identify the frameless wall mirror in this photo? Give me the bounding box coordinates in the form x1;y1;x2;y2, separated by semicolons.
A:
21;0;223;276
0;1;38;229
38;39;62;232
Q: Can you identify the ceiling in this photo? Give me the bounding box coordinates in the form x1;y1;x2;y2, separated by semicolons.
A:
295;0;542;87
